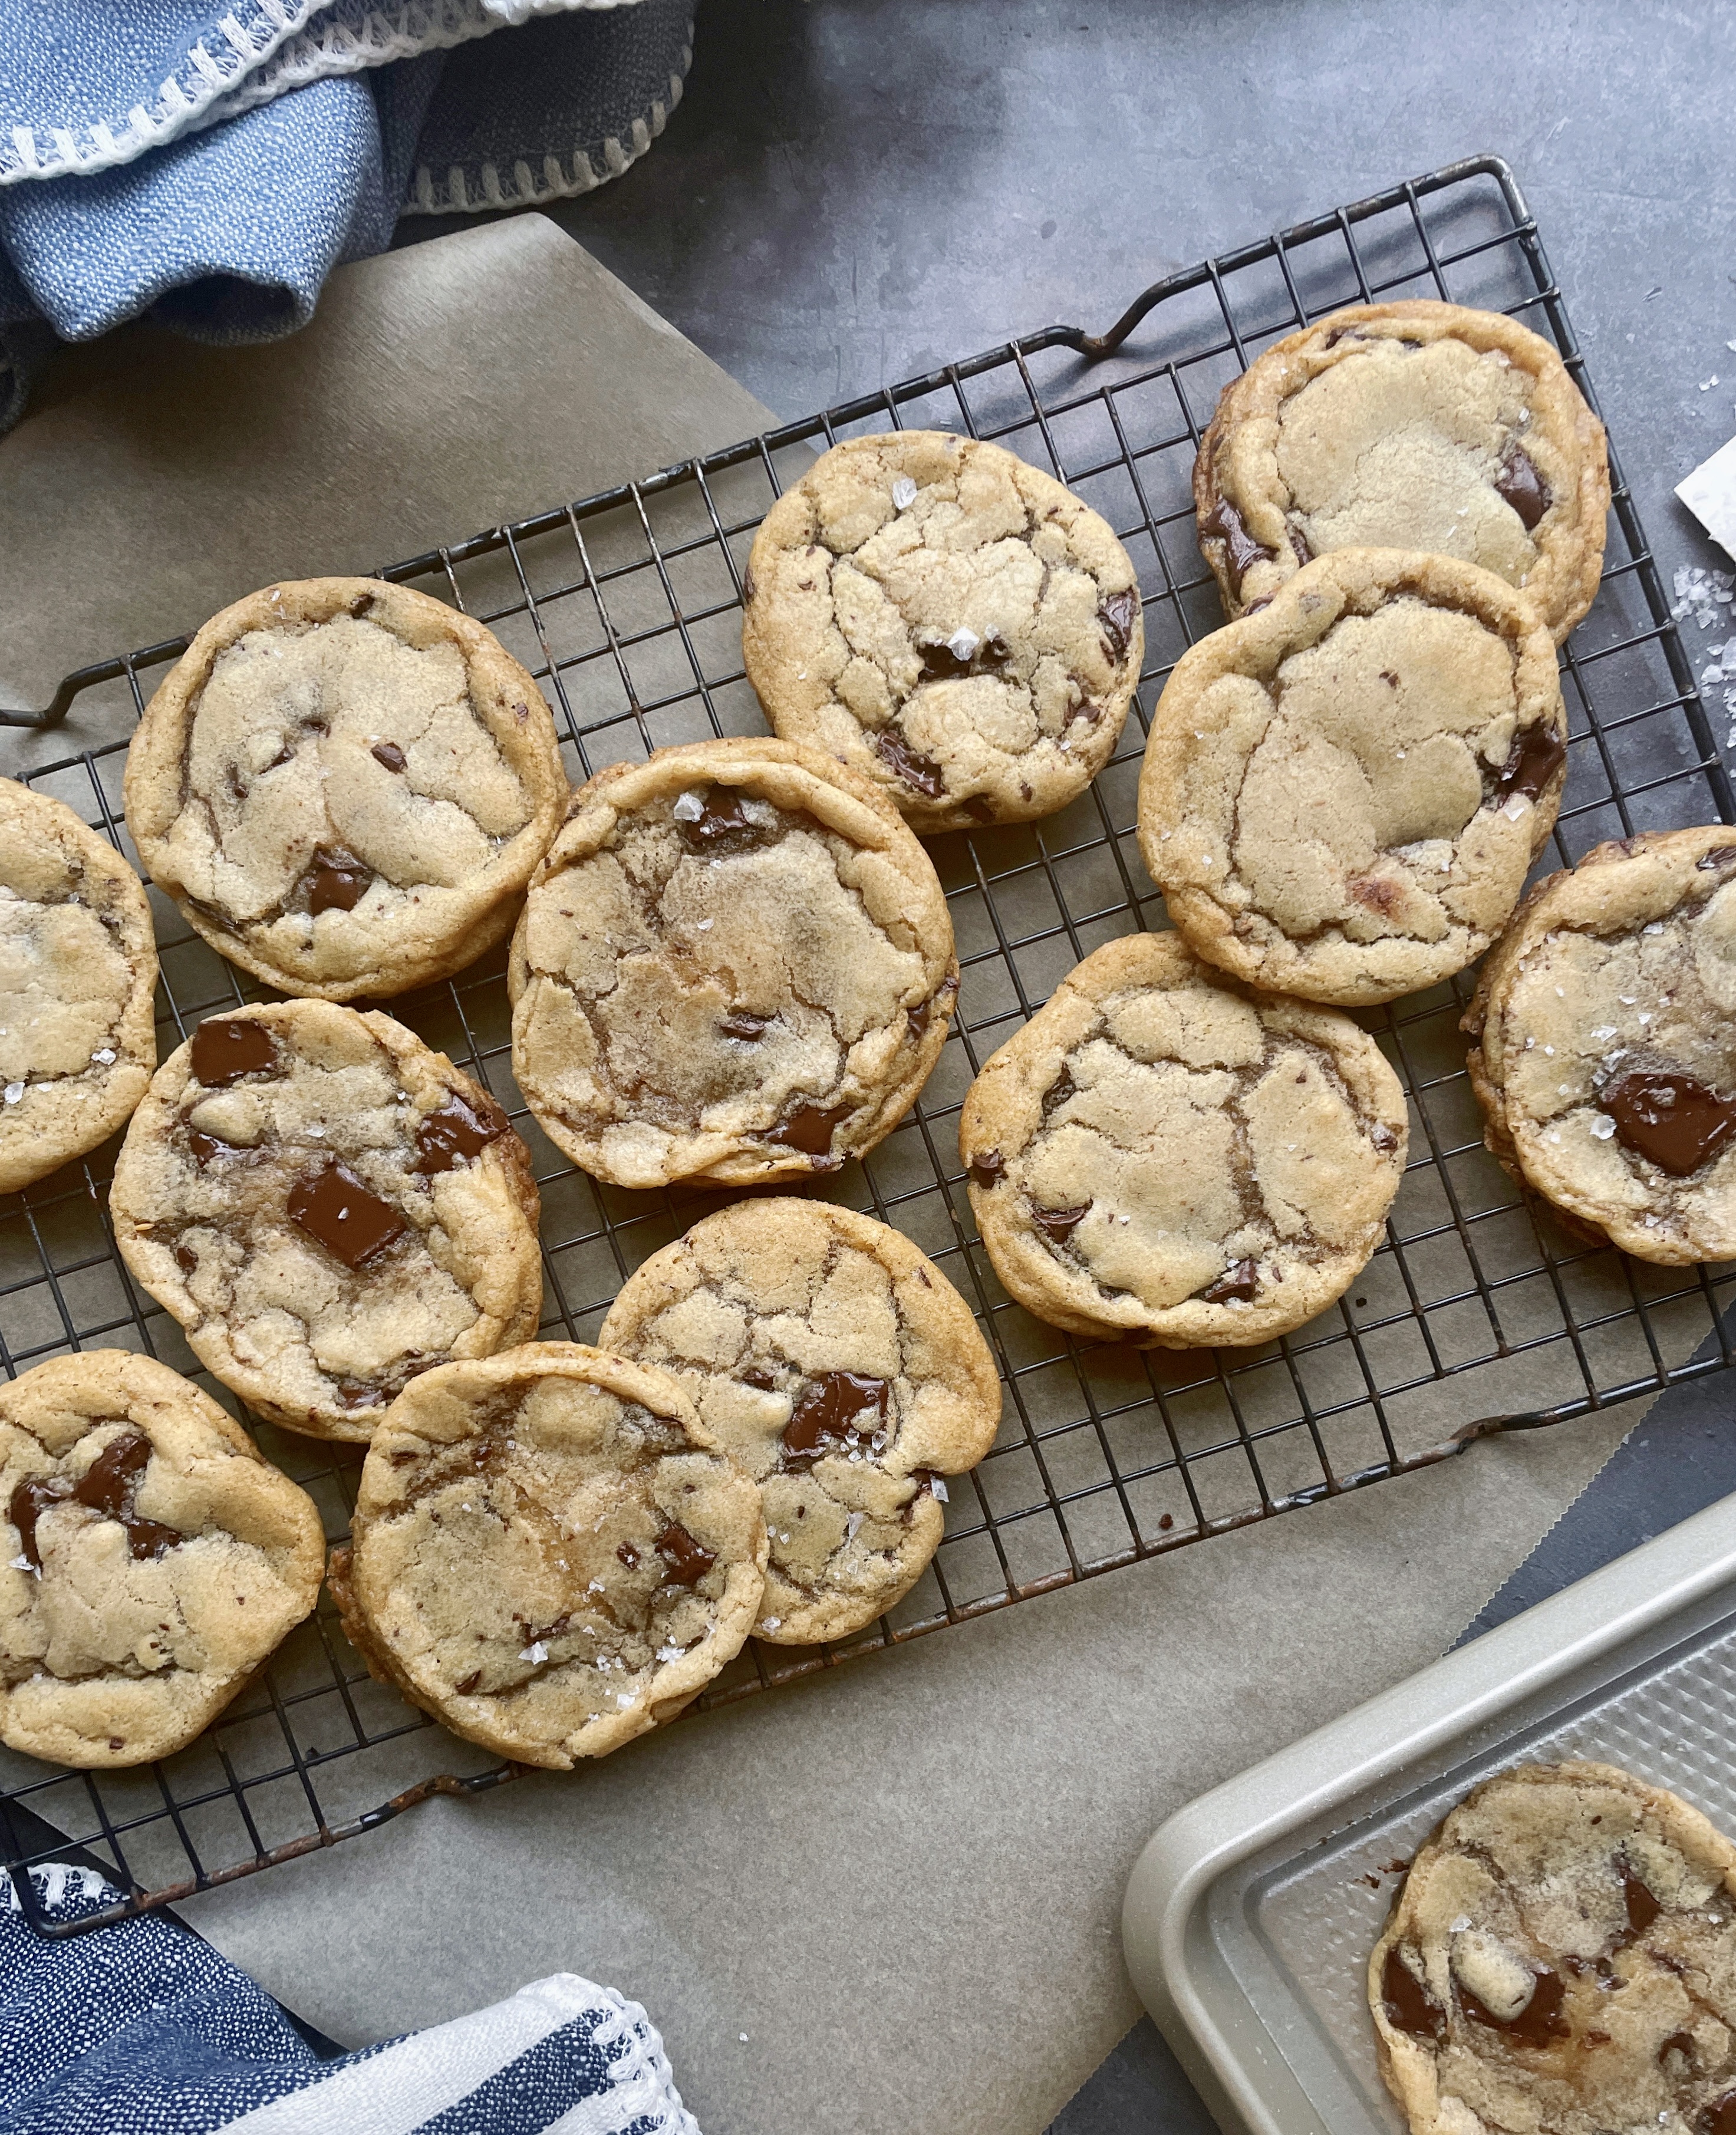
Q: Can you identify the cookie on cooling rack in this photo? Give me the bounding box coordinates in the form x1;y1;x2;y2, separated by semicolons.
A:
599;1198;1000;1645
508;737;958;1190
0;780;158;1195
110;1001;542;1441
1138;549;1567;1006
329;1344;766;1769
1194;299;1609;643
0;1350;325;1769
959;933;1408;1347
1371;1761;1736;2135
123;577;567;1001
742;430;1144;829
1465;825;1736;1264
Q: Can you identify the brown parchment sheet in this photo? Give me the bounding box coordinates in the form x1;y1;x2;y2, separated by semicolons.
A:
0;215;1672;2134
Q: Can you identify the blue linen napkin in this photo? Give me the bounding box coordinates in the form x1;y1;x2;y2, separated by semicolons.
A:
0;1860;701;2134
0;0;695;430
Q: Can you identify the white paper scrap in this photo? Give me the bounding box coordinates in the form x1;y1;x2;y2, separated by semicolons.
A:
1677;434;1736;567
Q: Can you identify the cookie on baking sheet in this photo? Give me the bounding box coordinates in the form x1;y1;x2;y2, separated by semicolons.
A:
123;577;567;1001
742;430;1143;829
509;737;958;1191
0;781;159;1195
110;1001;542;1441
0;1351;325;1769
1465;825;1736;1264
958;933;1408;1347
1371;1761;1736;2135
1138;549;1567;1006
328;1344;766;1769
600;1198;1000;1645
1194;299;1609;643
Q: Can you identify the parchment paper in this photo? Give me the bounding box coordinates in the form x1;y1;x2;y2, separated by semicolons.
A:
0;215;1653;2135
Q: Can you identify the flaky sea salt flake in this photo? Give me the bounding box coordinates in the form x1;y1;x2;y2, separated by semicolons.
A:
2;1085;22;1105
892;475;918;510
1591;1115;1618;1140
947;627;980;663
930;1477;949;1502
519;1640;548;1664
672;790;705;822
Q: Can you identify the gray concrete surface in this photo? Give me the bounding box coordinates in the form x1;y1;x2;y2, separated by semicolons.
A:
404;6;1736;2127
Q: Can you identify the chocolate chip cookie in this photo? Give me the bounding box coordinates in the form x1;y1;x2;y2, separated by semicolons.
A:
328;1344;766;1769
1465;825;1736;1263
0;1350;325;1768
509;738;958;1190
599;1198;1000;1645
1195;300;1609;643
959;933;1408;1346
742;431;1143;829
110;1001;543;1440
1139;549;1568;1006
123;577;568;1001
0;780;159;1195
1372;1762;1736;2135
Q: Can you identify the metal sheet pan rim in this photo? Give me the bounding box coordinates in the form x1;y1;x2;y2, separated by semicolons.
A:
1121;1491;1736;2135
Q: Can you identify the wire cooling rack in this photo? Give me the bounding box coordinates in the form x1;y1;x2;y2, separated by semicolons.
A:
2;153;1732;1936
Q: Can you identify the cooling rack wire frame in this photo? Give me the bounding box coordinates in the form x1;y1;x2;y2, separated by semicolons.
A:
1;152;1730;1935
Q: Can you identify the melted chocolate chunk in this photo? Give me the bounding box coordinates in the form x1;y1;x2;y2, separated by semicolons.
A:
305;848;373;915
337;1380;382;1411
1042;1068;1076;1118
174;1244;198;1277
1495;446;1551;531
740;1366;778;1391
980;630;1014;670
288;1161;409;1269
674;786;773;856
1198;1258;1260;1305
782;1372;889;1458
1098;588;1140;664
1369;1122;1400;1154
763;1101;851;1158
1201;497;1272;597
654;1521;716;1587
8;1476;71;1568
1703;2094;1736;2135
719;1011;772;1042
371;742;407;773
1600;1070;1736;1177
1381;1948;1445;2044
1030;1201;1089;1243
969;1148;1006;1187
874;729;947;799
905;977;956;1043
1620;1863;1662;1937
1460;1965;1569;2044
617;1541;640;1569
918;638;974;683
961;797;997;825
1496;723;1568;804
186;1129;244;1167
1065;697;1105;727
456;1669;483;1695
1699;846;1736;871
414;1090;508;1175
190;1016;279;1088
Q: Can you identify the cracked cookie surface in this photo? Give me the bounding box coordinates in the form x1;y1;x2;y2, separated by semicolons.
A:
600;1198;1001;1643
0;1351;325;1768
959;933;1408;1347
0;780;158;1195
1139;549;1567;1006
124;576;567;1001
330;1344;766;1768
1195;301;1609;644
1371;1761;1736;2135
110;1001;542;1441
509;739;958;1190
742;431;1143;829
1465;826;1736;1264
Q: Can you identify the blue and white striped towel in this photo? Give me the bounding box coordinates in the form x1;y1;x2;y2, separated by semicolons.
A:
0;1863;700;2134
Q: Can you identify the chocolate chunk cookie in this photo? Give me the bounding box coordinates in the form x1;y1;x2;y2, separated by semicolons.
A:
328;1344;766;1769
1195;300;1609;643
1465;825;1736;1263
124;578;567;1001
0;780;158;1195
1371;1762;1736;2135
110;1001;542;1440
1139;549;1567;1006
599;1198;1000;1644
509;738;958;1190
0;1351;325;1768
959;933;1408;1346
742;431;1143;829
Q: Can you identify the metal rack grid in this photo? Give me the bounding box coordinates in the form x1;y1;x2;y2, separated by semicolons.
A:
2;152;1731;1936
